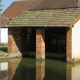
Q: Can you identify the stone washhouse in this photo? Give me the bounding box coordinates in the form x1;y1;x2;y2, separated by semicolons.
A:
2;0;80;62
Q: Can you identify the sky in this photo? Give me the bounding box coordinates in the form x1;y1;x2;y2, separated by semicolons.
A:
1;0;14;13
1;0;14;43
1;0;23;43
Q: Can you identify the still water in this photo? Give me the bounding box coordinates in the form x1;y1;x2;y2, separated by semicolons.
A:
0;57;80;80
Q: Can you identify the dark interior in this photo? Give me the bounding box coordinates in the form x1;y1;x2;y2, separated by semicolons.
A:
45;27;66;54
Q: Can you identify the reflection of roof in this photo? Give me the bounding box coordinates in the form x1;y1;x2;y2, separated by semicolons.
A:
2;0;40;19
30;0;80;10
6;8;80;27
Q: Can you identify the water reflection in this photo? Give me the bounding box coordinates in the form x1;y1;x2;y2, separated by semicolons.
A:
0;58;21;80
66;63;80;80
0;58;80;80
36;61;45;80
0;62;8;80
8;58;22;80
12;58;35;80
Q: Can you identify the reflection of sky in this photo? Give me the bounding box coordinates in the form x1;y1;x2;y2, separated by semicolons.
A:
0;77;8;80
1;0;14;13
0;62;8;80
1;62;8;71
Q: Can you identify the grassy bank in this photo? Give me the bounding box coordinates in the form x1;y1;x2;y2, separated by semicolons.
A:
0;43;8;47
0;43;8;52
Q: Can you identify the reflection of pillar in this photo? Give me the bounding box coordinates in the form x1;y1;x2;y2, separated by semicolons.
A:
8;62;15;80
8;28;14;53
36;28;45;60
36;61;45;80
66;63;80;80
66;64;71;80
8;58;22;80
66;28;72;62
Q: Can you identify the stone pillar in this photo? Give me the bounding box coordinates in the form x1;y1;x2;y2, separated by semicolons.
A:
36;28;45;60
66;28;72;62
8;28;14;53
36;61;45;80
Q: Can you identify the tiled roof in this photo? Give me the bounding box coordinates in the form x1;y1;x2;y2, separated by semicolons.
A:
30;0;80;10
1;17;10;28
2;0;40;19
6;8;80;27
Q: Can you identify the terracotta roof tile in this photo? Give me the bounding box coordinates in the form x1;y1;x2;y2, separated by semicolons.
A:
30;0;79;10
2;0;40;19
6;8;80;27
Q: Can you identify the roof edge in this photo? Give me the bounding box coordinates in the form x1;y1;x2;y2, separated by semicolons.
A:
70;16;80;28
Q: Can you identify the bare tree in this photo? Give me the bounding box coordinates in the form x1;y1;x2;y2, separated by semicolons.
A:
0;0;2;11
0;0;2;43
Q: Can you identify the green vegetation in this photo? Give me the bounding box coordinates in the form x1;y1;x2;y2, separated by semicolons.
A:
0;43;7;47
0;43;8;52
0;0;2;2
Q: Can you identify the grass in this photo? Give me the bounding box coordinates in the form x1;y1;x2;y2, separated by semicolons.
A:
0;43;8;52
0;43;8;47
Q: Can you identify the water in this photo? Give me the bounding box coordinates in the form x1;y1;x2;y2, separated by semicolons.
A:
0;58;80;80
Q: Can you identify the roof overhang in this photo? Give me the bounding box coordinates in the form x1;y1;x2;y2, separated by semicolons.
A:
1;17;10;28
6;8;80;28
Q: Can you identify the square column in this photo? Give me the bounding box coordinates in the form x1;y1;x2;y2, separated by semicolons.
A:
66;28;72;62
8;28;14;53
36;28;45;60
8;28;22;56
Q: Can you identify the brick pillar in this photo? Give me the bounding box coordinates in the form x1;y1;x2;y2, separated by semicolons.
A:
36;61;45;80
8;28;14;53
66;28;72;62
36;28;45;60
